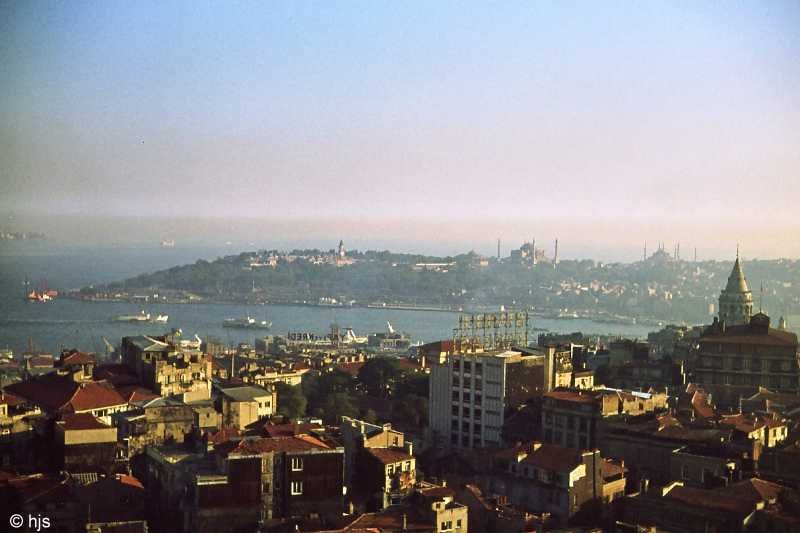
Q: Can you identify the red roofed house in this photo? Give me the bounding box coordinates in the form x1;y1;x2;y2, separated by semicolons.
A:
487;441;605;527
54;413;119;474
147;434;344;533
6;372;129;424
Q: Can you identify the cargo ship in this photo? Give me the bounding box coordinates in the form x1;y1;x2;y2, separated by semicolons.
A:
24;278;58;302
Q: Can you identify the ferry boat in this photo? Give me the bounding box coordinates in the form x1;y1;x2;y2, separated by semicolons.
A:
113;311;151;322
223;316;272;329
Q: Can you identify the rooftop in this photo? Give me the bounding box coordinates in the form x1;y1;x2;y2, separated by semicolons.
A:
7;373;127;413
365;447;413;465
219;385;273;402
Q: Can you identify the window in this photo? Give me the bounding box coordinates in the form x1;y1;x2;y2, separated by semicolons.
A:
473;408;482;420
452;406;459;416
290;481;303;495
451;419;459;430
463;392;471;403
453;360;461;371
474;363;483;375
388;464;394;475
452;391;460;402
441;521;453;531
474;394;482;406
456;519;462;529
681;464;690;480
404;461;411;471
291;457;303;471
462;406;470;417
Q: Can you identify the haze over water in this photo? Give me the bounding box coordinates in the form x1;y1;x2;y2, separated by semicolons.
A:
1;2;799;261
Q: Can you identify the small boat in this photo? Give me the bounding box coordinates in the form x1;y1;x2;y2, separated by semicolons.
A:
152;314;169;323
223;316;272;329
112;311;151;323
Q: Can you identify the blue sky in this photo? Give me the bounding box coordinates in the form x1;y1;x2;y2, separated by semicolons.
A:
1;1;799;258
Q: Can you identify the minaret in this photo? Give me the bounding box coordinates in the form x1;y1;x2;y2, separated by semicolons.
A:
718;249;754;326
554;238;559;267
497;238;501;260
643;242;647;261
532;238;537;265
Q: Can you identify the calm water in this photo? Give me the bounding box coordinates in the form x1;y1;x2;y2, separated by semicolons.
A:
0;241;654;355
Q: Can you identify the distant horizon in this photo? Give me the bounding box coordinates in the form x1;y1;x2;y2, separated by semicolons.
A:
2;2;799;250
2;212;798;264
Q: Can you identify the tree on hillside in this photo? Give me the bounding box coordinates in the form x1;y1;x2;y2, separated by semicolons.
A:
275;382;307;420
357;357;403;397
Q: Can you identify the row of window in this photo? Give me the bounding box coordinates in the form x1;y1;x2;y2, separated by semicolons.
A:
696;373;798;388
544;428;589;450
387;461;413;475
453;360;483;375
544;413;589;431
452;391;482;405
452;406;482;419
451;418;483;434
698;357;796;372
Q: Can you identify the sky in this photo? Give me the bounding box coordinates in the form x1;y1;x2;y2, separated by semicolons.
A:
1;1;799;260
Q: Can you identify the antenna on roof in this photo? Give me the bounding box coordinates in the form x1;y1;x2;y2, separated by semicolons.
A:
760;282;764;313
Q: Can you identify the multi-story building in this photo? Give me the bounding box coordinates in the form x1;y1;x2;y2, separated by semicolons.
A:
541;388;668;450
147;434;344;532
217;384;276;430
340;416;407;487
693;313;799;407
121;331;212;400
429;349;559;450
54;412;119;474
486;442;604;526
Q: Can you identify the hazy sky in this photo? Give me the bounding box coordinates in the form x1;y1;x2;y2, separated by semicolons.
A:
1;2;799;259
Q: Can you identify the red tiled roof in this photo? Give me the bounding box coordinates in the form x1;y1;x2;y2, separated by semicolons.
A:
206;426;241;445
6;374;126;413
667;485;756;514
545;390;598;404
3;472;72;505
57;350;95;366
365;447;413;465
701;326;797;347
520;444;582;473
218;434;332;457
58;412;110;431
115;385;160;404
115;474;144;490
719;478;785;504
262;422;322;438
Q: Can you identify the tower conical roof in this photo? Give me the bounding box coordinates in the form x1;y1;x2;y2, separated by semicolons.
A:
725;256;750;294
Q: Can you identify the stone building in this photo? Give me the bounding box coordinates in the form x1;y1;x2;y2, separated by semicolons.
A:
718;253;754;326
121;331;212;399
693;313;799;406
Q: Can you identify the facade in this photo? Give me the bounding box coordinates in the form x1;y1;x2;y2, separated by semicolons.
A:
218;385;276;430
541;388;668;450
693;313;799;406
486;442;604;526
121;331;212;399
147;434;345;533
54;413;119;474
340;416;406;487
0;391;42;469
115;396;219;458
429;349;556;450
